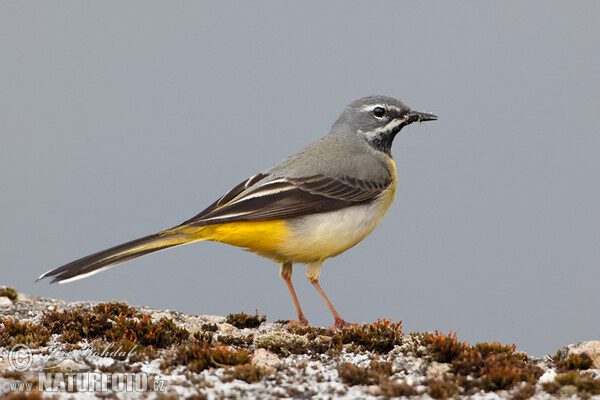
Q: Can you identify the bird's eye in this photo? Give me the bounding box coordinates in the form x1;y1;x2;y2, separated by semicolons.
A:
372;107;385;118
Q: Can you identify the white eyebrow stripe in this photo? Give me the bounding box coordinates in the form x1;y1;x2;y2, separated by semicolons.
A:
359;104;405;113
358;115;409;136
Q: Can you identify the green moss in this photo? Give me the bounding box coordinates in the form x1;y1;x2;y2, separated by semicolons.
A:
379;380;416;397
253;318;402;356
3;392;44;400
337;360;394;387
172;342;251;373
552;350;593;371
0;317;51;348
336;363;377;386
427;379;459;399
201;323;219;332
543;371;600;398
0;287;18;301
333;319;403;353
416;332;543;393
226;364;269;383
512;382;536;400
421;330;468;363
110;315;189;348
225;311;266;329
2;370;22;380
254;331;333;356
216;334;254;347
40;302;188;349
193;330;214;345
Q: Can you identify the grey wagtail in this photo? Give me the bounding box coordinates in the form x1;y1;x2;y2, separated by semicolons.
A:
38;95;437;328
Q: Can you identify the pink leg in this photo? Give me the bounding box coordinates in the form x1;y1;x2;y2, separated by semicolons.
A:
280;261;309;326
311;280;354;329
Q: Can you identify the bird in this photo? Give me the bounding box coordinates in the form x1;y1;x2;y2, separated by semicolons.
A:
38;95;437;328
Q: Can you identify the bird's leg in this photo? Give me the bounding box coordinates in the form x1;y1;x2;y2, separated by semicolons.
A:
306;262;353;329
280;261;309;326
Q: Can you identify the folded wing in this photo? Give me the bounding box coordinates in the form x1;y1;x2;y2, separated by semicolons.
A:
181;173;390;227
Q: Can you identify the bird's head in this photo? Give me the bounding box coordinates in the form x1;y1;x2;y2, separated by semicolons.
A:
331;95;437;155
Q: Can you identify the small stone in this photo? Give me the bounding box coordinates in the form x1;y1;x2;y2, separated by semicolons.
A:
538;369;557;384
219;322;237;333
198;315;225;324
251;348;280;367
151;311;174;321
0;297;12;307
426;361;451;377
16;292;35;303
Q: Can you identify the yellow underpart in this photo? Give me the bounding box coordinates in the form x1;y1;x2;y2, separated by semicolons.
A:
164;220;290;262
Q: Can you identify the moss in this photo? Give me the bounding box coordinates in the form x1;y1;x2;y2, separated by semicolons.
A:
226;364;269;383
512;382;536;400
109;314;189;348
368;360;393;377
552;350;593;372
3;393;44;400
379;380;416;397
336;361;394;387
454;342;541;392
169;342;251;373
253;319;402;356
337;363;376;386
333;319;403;353
202;323;219;332
0;287;18;301
2;370;22;380
427;379;459;399
285;325;323;336
417;332;543;393
543;371;600;398
185;394;208;400
193;330;214;345
0;318;51;348
216;334;254;347
254;331;333;356
40;302;188;349
225;311;266;329
421;330;468;363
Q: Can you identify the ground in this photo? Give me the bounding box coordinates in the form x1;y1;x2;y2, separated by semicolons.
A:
1;288;599;399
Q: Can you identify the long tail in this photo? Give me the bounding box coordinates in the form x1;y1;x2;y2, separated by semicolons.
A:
37;227;202;284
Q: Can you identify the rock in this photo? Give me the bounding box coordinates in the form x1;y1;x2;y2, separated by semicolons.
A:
565;341;600;369
0;297;12;307
251;348;280;367
199;315;225;324
426;361;451;377
219;322;237;333
538;369;557;384
0;290;597;400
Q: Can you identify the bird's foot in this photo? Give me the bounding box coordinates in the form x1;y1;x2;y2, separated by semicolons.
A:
285;317;309;327
327;318;359;331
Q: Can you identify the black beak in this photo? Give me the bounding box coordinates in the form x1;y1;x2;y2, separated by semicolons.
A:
407;110;438;124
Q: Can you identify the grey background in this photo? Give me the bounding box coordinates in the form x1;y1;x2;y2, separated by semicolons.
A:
2;1;598;357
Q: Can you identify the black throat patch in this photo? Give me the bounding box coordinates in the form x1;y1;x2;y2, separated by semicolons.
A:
366;127;403;156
